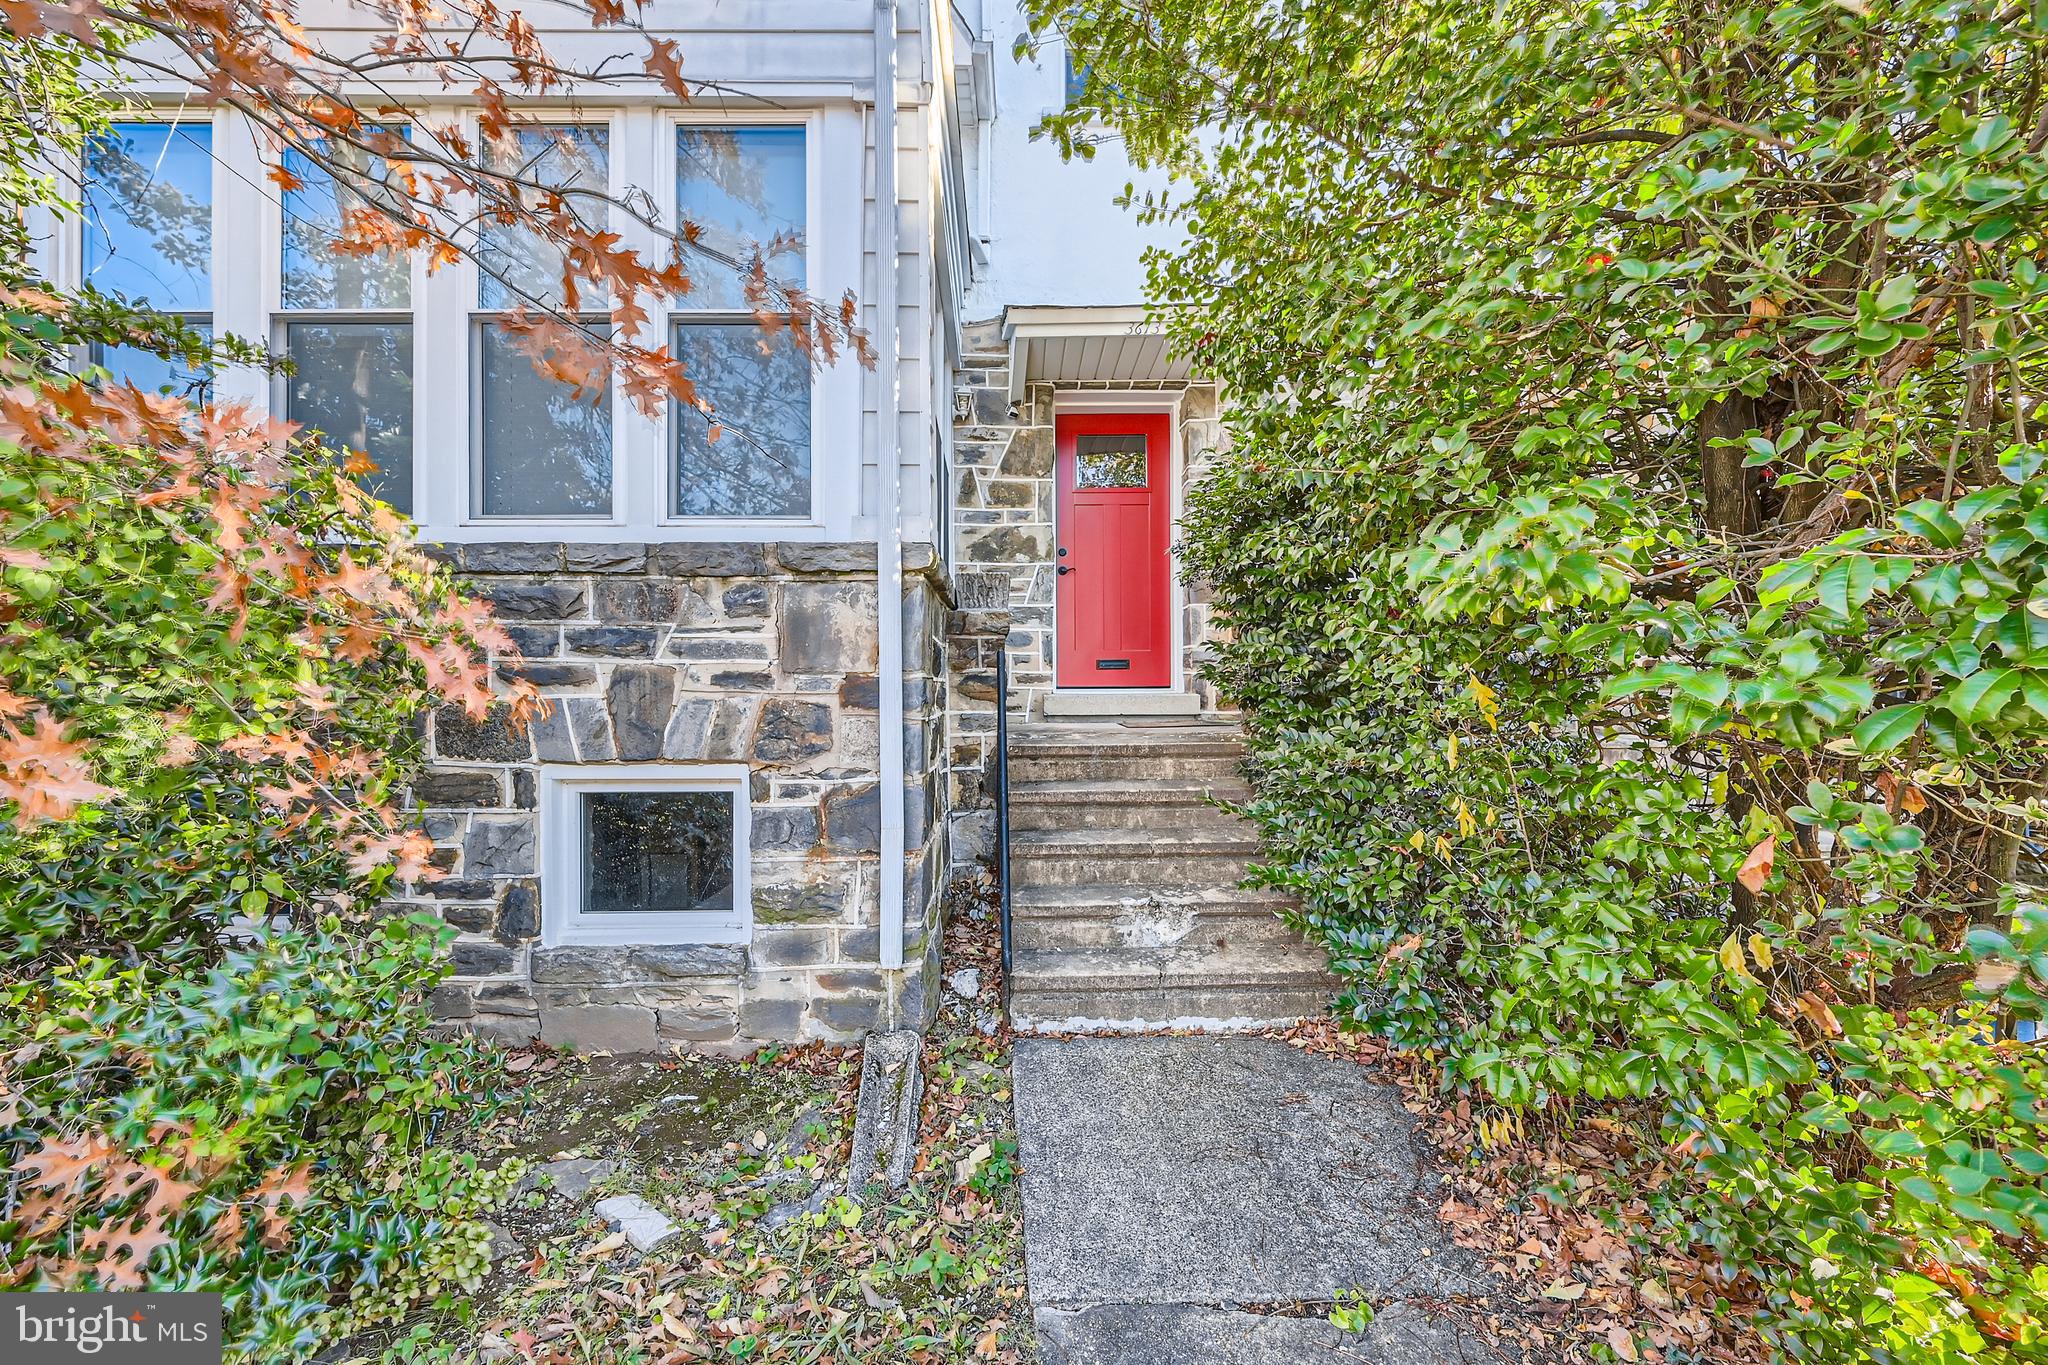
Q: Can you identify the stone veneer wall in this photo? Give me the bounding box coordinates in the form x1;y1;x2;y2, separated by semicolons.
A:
943;318;1231;863
401;539;951;1050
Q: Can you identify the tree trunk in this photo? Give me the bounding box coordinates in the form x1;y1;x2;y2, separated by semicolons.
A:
1700;392;1760;536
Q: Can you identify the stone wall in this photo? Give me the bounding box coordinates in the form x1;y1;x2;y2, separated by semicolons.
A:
401;539;951;1050
944;319;1231;862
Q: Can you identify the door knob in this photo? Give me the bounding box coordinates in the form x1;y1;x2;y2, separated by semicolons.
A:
1058;565;1073;575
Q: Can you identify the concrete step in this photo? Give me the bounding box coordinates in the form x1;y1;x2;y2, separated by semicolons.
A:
1008;828;1261;889
1006;778;1252;833
1008;942;1338;1032
1010;884;1302;951
1007;751;1246;784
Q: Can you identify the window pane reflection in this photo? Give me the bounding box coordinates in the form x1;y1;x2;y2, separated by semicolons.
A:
677;127;805;310
673;322;809;519
83;122;213;311
287;322;413;512
479;324;612;517
583;791;734;914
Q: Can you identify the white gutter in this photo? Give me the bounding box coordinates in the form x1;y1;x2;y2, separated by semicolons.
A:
874;0;906;973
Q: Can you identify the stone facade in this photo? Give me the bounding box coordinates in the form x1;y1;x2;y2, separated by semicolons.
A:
402;540;951;1050
944;319;1231;863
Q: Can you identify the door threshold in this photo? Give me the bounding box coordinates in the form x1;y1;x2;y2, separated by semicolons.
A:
1043;691;1202;719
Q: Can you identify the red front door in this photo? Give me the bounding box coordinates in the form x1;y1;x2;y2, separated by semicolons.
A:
1054;410;1173;688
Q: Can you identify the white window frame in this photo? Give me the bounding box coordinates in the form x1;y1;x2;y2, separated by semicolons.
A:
461;112;623;525
663;109;826;532
41;102;867;545
264;120;425;515
538;762;752;948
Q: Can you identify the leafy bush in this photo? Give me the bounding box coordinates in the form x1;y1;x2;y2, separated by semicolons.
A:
0;281;534;1355
1033;0;2048;1355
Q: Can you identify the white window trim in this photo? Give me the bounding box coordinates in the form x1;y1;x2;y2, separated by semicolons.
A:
539;762;753;948
460;111;625;526
52;102;867;545
263;120;424;513
661;108;833;534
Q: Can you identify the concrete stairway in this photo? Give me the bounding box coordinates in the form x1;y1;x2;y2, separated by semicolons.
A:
1003;720;1340;1031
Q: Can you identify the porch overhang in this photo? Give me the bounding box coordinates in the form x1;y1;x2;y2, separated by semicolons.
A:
1003;305;1193;404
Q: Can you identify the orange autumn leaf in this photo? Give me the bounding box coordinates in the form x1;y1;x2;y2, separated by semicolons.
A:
1736;836;1775;894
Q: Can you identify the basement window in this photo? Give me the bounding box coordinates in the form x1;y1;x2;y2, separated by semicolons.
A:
540;764;751;946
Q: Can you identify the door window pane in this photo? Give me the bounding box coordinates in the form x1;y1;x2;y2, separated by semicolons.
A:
1074;434;1149;489
583;791;735;914
478;324;612;517
83;122;212;311
282;136;412;309
677;127;805;309
673;322;810;519
477;126;609;310
287;322;414;513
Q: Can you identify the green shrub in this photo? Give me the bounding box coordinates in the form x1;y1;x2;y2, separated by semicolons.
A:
1032;0;2048;1355
0;280;535;1357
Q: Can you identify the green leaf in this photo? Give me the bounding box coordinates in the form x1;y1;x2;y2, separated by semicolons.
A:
1949;668;2021;724
1853;704;1926;753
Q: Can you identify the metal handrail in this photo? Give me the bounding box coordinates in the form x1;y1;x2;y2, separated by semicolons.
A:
995;648;1013;994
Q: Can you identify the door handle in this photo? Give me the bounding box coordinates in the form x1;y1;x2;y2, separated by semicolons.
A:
1057;565;1073;575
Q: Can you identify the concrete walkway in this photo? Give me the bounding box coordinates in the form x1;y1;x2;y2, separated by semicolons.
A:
1012;1034;1512;1364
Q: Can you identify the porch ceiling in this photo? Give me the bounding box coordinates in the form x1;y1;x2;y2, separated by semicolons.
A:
1003;305;1193;404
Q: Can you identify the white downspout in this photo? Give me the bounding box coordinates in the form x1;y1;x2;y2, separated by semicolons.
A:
874;0;906;973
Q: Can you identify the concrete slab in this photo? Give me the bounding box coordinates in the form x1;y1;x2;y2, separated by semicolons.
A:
1011;1035;1495;1309
1035;1303;1504;1365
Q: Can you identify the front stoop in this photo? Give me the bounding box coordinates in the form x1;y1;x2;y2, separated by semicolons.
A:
1003;721;1339;1031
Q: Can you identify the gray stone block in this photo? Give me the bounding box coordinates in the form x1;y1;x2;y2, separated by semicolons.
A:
565;542;648;573
538;1003;659;1053
465;817;536;878
749;928;830;969
505;624;561;657
1000;427;1053;476
814;994;883;1035
753;872;849;923
738;994;804;1038
566;696;616;761
429;984;475;1019
435;708;533;763
481;579;588;620
463;542;565;573
774;542;877;574
415;769;503;807
752;699;833;764
650;542;768;577
664;633;771;662
779;582;879;673
720;582;770;618
530;705;577;761
439;902;494;934
499;662;598;689
657;1006;739;1043
823;783;880;854
531;944;745;983
422;877;497;902
662;697;715;758
607;665;676;760
496;880;540;943
566;625;660;658
449;940;515;976
752;805;821;853
704;698;758;761
960;524;1050;565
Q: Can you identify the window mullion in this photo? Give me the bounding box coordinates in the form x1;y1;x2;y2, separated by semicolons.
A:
211;107;268;410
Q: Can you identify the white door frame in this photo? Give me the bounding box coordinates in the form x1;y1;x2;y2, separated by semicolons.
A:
1047;389;1188;697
